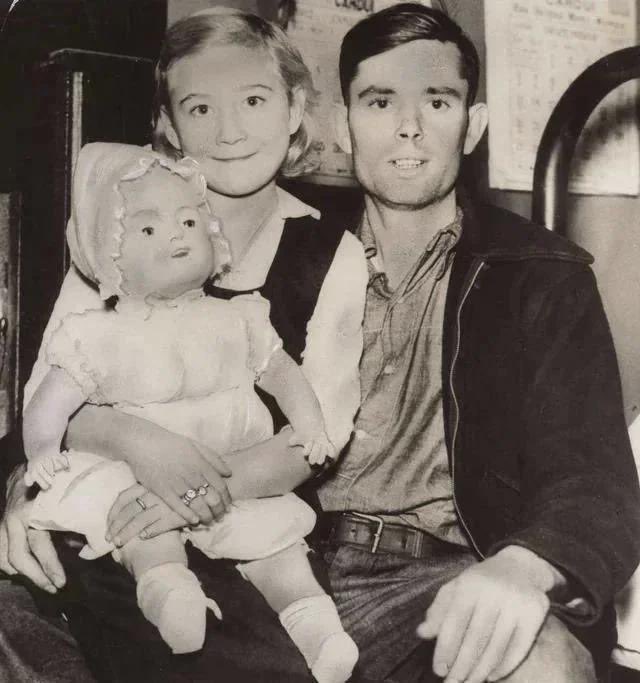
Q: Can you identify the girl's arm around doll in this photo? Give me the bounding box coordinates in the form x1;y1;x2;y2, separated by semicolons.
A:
23;367;86;489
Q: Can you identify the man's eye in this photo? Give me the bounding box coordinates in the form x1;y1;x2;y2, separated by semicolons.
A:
246;96;265;107
142;226;154;236
431;99;449;110
190;104;210;116
369;98;390;109
183;218;196;229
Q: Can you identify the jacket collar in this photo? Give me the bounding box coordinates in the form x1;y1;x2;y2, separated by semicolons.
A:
455;191;593;265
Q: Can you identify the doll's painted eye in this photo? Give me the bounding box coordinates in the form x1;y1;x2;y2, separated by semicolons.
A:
142;226;155;236
183;218;196;229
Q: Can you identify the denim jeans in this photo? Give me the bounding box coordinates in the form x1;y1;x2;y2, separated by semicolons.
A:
323;539;597;683
0;534;599;682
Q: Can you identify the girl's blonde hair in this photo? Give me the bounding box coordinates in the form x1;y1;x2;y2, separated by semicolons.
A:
152;7;318;177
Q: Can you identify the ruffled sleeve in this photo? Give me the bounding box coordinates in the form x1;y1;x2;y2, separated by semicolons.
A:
231;293;283;381
45;311;107;402
24;266;105;410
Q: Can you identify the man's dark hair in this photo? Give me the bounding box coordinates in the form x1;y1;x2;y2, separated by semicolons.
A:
339;3;480;106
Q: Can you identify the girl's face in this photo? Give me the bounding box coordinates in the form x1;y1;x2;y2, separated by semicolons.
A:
117;167;216;299
162;44;304;197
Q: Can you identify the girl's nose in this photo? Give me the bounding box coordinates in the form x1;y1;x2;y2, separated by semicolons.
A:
216;106;248;145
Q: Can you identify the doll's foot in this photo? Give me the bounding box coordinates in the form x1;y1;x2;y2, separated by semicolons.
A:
136;562;221;654
311;631;359;683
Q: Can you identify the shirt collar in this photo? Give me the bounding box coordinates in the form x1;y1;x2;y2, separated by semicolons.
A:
358;207;463;269
275;186;321;221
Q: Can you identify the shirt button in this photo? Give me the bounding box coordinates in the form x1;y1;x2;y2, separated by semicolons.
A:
383;363;395;375
354;429;368;440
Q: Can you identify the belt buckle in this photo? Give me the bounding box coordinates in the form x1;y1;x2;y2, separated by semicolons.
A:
350;511;385;554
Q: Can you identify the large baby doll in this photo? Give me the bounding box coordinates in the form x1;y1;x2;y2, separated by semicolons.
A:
23;143;358;683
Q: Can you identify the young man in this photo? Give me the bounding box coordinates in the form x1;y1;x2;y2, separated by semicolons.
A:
315;4;640;682
0;4;638;683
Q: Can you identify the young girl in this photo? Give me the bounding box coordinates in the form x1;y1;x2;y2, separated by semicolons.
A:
24;142;358;683
21;7;367;681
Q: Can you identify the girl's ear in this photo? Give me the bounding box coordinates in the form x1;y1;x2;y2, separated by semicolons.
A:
332;103;352;155
159;108;182;152
288;87;306;136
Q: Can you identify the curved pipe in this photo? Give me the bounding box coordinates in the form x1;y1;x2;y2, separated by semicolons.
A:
532;46;640;234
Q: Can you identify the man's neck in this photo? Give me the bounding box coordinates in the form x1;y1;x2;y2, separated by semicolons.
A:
206;182;279;262
365;191;457;290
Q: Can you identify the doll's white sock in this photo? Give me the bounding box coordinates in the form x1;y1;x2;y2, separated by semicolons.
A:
279;594;358;683
136;562;222;654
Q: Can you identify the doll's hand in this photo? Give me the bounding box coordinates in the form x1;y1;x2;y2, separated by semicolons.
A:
24;451;70;490
288;432;337;467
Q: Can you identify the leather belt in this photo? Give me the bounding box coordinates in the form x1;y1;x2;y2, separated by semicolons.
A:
324;512;434;559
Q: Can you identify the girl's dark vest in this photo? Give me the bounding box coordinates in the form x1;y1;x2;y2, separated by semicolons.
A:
205;212;346;432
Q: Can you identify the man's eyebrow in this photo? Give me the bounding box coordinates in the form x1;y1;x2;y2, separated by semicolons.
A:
356;86;395;100
426;86;463;99
238;84;274;92
178;93;208;106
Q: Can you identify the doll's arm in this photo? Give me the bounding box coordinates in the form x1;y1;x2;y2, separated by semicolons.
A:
23;367;86;489
257;348;335;466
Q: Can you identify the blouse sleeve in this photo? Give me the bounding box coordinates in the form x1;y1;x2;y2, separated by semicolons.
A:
23;266;105;410
302;231;367;452
232;293;283;380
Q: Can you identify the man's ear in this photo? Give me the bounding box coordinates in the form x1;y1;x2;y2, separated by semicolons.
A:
289;87;306;136
463;102;488;155
159;108;182;152
332;103;352;155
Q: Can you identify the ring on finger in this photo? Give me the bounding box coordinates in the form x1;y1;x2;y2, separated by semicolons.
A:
181;488;198;506
135;497;147;512
196;483;209;497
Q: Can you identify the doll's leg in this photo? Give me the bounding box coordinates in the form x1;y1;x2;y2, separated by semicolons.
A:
240;542;358;683
118;533;220;654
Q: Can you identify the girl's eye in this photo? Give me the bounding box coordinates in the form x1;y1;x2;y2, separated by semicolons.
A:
183;218;196;229
190;104;210;116
142;226;154;236
246;96;265;107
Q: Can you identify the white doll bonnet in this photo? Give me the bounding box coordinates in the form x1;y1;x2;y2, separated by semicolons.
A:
66;142;230;300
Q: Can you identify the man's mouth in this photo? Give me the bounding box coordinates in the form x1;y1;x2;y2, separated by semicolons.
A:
391;158;426;169
172;247;190;258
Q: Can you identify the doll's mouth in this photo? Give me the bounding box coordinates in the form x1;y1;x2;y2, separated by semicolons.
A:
172;247;191;258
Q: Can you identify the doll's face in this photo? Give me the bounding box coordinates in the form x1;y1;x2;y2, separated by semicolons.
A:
117;166;216;299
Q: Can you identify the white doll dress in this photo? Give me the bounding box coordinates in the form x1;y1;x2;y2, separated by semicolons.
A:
29;292;316;561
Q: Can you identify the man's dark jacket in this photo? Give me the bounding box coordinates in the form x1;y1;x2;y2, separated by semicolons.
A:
442;200;640;665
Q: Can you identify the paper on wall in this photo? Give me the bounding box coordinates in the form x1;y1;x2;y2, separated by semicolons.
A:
485;0;639;196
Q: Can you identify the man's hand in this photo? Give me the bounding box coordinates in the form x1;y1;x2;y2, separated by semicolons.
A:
0;465;66;593
417;545;565;683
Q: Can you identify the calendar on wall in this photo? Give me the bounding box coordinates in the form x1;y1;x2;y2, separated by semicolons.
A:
485;0;639;195
286;0;432;185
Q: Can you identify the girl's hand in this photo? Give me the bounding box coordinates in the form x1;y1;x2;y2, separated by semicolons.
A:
288;432;336;467
24;451;70;490
124;432;232;526
106;484;188;547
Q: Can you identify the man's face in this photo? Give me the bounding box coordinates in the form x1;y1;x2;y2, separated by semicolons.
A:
339;40;486;210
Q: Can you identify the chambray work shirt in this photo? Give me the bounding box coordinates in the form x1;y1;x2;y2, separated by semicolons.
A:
319;209;468;546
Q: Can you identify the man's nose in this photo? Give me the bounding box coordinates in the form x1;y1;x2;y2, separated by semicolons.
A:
396;107;424;141
216;106;247;145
